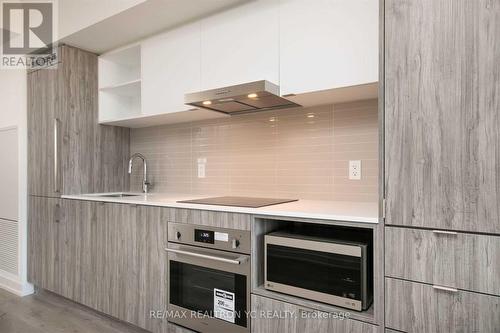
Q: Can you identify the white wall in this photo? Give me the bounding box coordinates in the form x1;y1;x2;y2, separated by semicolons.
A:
0;69;32;296
0;71;25;127
59;0;146;38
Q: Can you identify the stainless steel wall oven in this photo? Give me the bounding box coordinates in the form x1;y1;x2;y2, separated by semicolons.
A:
166;222;251;333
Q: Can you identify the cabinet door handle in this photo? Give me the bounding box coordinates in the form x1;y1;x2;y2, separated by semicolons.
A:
432;230;458;236
433;285;458;292
54;118;60;193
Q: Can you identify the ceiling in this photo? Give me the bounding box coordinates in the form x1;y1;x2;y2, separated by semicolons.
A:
59;0;249;54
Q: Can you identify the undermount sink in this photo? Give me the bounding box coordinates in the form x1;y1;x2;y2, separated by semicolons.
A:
95;193;142;198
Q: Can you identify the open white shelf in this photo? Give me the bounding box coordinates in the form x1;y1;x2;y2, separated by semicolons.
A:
99;79;141;96
98;45;141;87
99;90;141;122
99;44;142;122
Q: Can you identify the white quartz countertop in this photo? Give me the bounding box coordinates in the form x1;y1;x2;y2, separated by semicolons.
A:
61;193;379;224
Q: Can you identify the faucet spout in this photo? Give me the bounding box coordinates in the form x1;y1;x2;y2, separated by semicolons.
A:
128;153;150;193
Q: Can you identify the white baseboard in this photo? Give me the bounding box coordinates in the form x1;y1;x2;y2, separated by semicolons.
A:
0;270;34;296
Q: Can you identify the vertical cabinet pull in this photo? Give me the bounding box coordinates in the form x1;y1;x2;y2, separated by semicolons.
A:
54;118;60;193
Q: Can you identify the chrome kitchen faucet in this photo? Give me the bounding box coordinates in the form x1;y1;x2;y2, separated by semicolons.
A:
128;153;151;193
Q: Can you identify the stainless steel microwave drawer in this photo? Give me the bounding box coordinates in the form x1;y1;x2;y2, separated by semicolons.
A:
385;226;500;296
385;278;500;333
251;294;377;333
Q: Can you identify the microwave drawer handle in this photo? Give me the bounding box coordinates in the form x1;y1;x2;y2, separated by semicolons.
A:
432;285;458;292
432;230;458;236
165;248;243;265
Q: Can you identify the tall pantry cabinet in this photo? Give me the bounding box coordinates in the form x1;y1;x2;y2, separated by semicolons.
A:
384;0;500;331
27;45;130;290
27;45;129;198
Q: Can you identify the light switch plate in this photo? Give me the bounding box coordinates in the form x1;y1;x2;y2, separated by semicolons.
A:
349;160;361;180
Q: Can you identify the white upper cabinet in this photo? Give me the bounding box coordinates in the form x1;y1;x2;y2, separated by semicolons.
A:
142;22;201;115
279;0;379;95
98;0;379;127
200;0;280;90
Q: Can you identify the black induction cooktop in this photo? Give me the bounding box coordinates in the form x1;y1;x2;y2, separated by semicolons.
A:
177;196;298;208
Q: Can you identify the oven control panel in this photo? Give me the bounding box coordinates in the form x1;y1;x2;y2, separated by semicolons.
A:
168;222;251;254
194;229;214;244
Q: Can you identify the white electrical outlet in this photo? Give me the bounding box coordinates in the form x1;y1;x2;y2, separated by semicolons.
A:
197;158;207;178
349;160;362;180
198;163;206;178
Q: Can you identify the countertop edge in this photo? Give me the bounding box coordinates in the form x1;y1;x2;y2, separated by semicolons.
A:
61;194;379;224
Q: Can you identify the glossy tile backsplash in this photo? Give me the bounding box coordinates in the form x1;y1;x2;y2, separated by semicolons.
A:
130;99;378;202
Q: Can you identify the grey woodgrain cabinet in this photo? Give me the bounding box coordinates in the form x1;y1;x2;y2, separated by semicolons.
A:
95;202;169;333
28;198;101;304
384;0;500;331
27;67;59;197
385;226;500;296
123;204;169;333
385;278;500;333
28;197;100;302
28;196;64;294
28;200;169;333
60;199;100;306
27;45;129;198
251;295;377;333
94;202;136;319
385;0;500;234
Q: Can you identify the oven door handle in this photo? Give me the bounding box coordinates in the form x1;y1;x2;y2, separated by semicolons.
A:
165;248;246;265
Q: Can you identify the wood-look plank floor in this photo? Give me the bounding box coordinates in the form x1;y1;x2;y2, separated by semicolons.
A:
0;288;148;333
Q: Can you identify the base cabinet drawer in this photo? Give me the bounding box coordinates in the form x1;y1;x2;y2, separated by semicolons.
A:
385;227;500;296
166;208;251;231
166;322;197;333
385;278;500;333
251;295;377;333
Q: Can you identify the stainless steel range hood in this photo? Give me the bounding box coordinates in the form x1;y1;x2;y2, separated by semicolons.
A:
184;80;301;115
